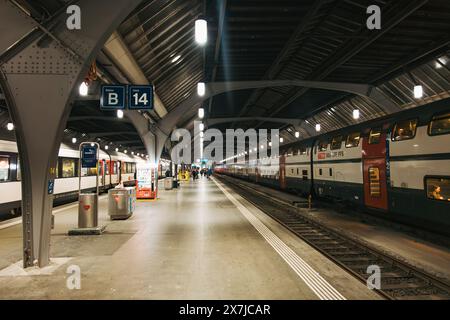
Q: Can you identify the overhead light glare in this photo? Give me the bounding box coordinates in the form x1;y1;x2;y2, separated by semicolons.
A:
198;108;205;119
315;124;321;132
117;109;124;119
353;109;360;120
171;55;181;63
414;85;423;99
197;82;206;97
79;81;88;96
195;19;208;45
295;131;300;138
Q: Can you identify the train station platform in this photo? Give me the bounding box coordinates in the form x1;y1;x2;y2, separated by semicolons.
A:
218;176;450;282
0;177;379;300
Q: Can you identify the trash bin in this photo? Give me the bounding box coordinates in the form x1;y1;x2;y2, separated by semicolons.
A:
78;193;98;228
108;187;136;220
164;177;173;190
172;178;179;189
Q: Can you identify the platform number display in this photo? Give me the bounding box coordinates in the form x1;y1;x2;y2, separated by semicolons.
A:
100;85;126;110
128;85;154;110
81;145;97;168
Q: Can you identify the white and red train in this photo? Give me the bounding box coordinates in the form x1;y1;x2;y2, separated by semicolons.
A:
0;141;146;220
216;98;450;236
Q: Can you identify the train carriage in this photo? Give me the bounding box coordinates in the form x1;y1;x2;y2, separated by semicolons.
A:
0;140;146;220
218;97;450;236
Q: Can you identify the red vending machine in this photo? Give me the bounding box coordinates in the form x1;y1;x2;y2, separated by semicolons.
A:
136;163;158;200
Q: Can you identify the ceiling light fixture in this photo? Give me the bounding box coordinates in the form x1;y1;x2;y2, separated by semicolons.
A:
195;19;208;45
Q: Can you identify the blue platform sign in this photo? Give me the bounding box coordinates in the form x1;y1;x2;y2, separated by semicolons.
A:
81;145;97;168
128;85;154;110
48;180;54;195
101;85;126;110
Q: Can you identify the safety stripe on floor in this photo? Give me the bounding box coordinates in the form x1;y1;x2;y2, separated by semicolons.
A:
212;177;346;300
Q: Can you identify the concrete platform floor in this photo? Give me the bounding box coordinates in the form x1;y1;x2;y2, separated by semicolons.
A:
0;178;380;300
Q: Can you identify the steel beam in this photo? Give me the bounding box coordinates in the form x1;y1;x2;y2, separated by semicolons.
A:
125;110;161;165
154;79;398;161
0;0;142;268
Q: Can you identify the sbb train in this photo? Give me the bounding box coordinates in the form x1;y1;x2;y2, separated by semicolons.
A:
0;140;145;220
216;98;450;236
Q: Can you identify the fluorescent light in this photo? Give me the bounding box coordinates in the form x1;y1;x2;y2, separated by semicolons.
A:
197;82;206;97
199;123;204;131
315;124;321;132
104;145;109;150
171;55;181;63
295;131;300;138
435;57;447;69
79;82;88;96
195;19;207;45
280;137;284;143
353;109;360;120
414;85;423;99
115;148;119;152
71;137;77;144
131;152;134;155
90;143;95;147
117;109;124;119
124;150;127;154
6;123;14;131
200;131;204;138
260;145;264;149
269;142;272;147
198;108;204;119
137;153;140;156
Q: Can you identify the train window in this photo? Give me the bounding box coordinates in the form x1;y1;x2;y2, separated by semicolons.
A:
104;161;110;175
319;168;323;176
368;128;382;144
329;168;333;176
62;158;76;178
369;167;381;197
330;136;343;150
0;156;10;181
318;141;328;151
392;119;418;141
297;147;307;155
345;132;360;148
297;168;299;175
17;156;21;181
287;148;294;157
426;177;450;202
429;112;450;136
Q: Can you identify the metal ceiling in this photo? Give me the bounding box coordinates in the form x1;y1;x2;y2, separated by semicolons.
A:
1;0;450;154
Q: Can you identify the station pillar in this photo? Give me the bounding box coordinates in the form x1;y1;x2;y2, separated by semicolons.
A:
0;0;142;267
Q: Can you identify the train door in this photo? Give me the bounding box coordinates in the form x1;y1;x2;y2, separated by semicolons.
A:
280;154;286;190
362;128;388;210
98;160;104;186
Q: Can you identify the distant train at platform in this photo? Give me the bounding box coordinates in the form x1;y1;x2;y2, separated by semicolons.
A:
0;141;145;220
216;98;450;236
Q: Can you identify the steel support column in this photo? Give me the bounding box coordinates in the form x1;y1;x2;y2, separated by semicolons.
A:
0;0;142;267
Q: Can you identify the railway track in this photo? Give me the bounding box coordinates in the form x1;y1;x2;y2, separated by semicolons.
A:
217;174;450;300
